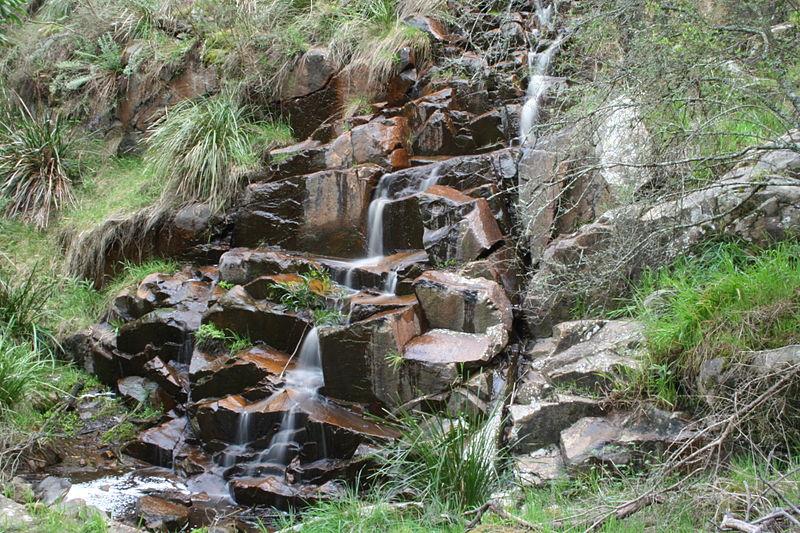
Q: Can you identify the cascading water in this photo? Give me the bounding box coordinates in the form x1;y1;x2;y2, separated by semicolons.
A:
244;327;324;473
340;167;441;294
518;35;563;145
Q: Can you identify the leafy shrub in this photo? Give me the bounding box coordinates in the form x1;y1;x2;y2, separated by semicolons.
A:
0;267;56;346
194;323;252;354
0;106;84;229
269;269;337;311
145;92;292;211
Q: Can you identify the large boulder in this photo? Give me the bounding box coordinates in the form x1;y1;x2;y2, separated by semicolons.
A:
319;306;423;406
325;117;410;170
218;250;320;285
417;185;505;264
231;166;380;256
189;346;293;400
560;409;689;472
524;159;800;334
508;395;604;454
202;286;311;353
123;417;189;468
413;270;512;334
525;320;644;390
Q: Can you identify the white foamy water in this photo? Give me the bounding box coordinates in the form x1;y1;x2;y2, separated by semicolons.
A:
519;36;563;145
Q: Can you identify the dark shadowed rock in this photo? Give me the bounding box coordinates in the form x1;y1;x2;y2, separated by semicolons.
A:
457;245;521;303
218;250;321;285
319;306;422;406
347;293;417;323
63;324;121;386
124;417;188;468
418;185;504;264
189;346;293;400
231;167;379;256
413;270;512;334
117;308;198;363
279;48;335;99
230;477;341;510
202;286;311;353
508;395;604;454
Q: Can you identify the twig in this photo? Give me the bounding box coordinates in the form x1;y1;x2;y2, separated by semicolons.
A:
720;513;764;533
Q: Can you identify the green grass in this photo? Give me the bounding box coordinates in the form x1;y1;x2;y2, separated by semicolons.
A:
21;502;109;533
194;322;253;354
145;91;293;211
0;330;53;410
60;157;159;232
631;241;800;375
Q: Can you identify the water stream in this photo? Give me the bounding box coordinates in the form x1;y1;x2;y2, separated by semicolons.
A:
518;35;563;145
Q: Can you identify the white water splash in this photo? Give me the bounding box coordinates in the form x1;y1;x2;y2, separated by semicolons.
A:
519;36;563;145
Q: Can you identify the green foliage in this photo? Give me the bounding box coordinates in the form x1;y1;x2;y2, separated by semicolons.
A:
384;350;404;370
51;32;124;102
145;91;293;210
194;323;253;354
0;267;56;345
0;329;52;410
0;0;24;44
217;280;234;290
22;501;109;533
376;408;504;512
634;241;800;375
268;269;341;320
0;106;85;229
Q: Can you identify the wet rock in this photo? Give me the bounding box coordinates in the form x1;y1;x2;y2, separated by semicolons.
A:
418;185;504;264
560;409;689;472
230;476;340;510
514;445;566;486
348;293;417;323
377;148;519;198
203;286;311;353
218;250;321;285
380;195;426;254
325;117;409;170
400;327;508;397
231;167;379;256
190;346;293;400
117;308;198;361
64;324;121;386
404;327;507;368
117;376;161;406
194;391;397;456
135;495;190;531
457;244;521;303
508;395;604;454
35;476;71;505
411;109;462;155
143;356;187;403
413;270;512;334
321;250;429;293
266;145;329;180
282;81;341;140
469;109;506;148
124;417;188;468
319;306;422;405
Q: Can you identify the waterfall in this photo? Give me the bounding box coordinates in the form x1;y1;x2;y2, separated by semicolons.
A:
246;327;324;471
341;167;440;293
518;35;563;145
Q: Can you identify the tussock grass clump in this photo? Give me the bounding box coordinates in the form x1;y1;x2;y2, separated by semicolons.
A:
0;330;52;410
0;106;85;229
145;92;292;210
377;408;504;512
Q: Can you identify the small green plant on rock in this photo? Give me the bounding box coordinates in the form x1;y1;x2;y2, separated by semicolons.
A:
217;280;234;290
384;350;404;370
194;323;252;354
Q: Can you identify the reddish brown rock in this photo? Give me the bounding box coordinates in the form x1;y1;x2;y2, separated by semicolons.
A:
189;346;293;400
413;270;512;334
136;495;191;531
417;185;505;264
124;417;188;468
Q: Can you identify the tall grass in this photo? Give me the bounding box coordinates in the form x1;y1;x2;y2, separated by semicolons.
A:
0;105;85;229
376;407;504;512
628;241;800;381
0;267;56;346
145;92;292;210
0;329;52;409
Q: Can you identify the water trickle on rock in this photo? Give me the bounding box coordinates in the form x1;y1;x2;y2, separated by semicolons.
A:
519;36;562;145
